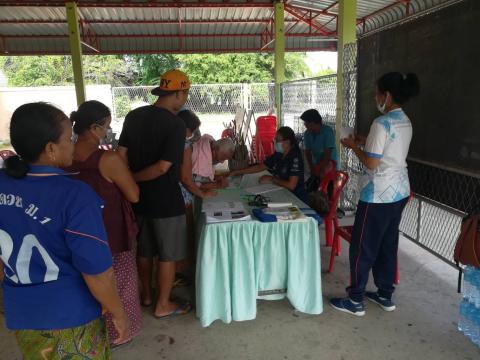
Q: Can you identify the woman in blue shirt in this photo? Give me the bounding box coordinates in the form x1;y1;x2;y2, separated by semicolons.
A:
0;103;129;358
230;126;307;202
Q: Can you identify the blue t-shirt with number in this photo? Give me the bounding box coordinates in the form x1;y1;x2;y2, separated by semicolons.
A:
0;165;113;330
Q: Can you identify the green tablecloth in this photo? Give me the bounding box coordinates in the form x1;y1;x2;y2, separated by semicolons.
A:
195;188;323;327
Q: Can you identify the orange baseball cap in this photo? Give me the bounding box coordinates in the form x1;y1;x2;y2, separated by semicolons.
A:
151;69;191;96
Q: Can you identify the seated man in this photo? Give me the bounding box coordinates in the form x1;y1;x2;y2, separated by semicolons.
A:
191;135;235;189
301;109;338;179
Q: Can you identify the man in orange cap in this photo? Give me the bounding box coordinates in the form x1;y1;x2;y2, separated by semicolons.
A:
118;69;191;319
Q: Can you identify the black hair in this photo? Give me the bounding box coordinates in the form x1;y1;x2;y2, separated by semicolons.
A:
178;109;201;131
300;109;322;125
276;126;298;148
5;102;67;179
377;72;420;105
71;100;111;135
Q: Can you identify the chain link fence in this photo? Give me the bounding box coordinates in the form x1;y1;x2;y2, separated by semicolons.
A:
111;83;274;139
281;74;337;133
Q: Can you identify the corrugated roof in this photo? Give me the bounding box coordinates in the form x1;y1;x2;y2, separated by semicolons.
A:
0;0;465;55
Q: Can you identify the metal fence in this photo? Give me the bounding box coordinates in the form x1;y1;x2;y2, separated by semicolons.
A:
281;74;337;133
112;83;274;121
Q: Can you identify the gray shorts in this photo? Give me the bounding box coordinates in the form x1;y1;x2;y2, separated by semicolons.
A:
136;215;187;261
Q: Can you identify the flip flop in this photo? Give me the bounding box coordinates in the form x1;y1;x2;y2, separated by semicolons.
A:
154;302;192;319
111;339;133;351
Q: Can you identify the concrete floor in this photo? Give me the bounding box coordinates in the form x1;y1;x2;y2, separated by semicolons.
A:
1;230;480;360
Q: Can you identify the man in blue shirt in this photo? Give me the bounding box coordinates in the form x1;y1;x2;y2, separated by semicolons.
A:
301;109;338;179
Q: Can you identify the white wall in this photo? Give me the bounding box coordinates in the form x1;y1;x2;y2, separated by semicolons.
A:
0;85;113;141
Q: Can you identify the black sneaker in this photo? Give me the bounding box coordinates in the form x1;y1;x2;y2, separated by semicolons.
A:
330;297;365;316
365;291;396;311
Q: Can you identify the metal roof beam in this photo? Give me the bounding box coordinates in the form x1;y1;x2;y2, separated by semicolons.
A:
0;1;275;8
2;45;337;56
5;33;327;39
284;4;331;36
0;19;298;25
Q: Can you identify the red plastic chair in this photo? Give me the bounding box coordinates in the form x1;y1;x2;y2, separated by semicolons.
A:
255;115;276;162
318;170;349;249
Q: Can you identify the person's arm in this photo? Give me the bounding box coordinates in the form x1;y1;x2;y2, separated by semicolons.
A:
99;151;139;203
132;160;172;183
341;121;386;171
82;269;129;345
304;149;314;173
272;175;299;191
355;134;367;146
180;147;216;198
343;140;381;170
314;148;333;176
230;163;267;177
117;146;128;164
65;194;129;345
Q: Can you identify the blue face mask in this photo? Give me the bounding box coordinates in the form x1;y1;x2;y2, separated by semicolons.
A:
275;141;283;154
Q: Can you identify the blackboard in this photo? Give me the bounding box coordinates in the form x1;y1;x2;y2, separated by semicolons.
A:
357;0;480;176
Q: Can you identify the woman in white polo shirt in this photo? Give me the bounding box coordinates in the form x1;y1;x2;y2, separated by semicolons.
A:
330;72;420;316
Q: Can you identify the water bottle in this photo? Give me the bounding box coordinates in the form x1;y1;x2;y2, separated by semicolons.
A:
463;266;472;301
470;306;480;346
472;269;480;307
468;268;476;304
463;302;476;339
459;300;469;332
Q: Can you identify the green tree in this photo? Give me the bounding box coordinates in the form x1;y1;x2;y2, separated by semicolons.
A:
128;54;180;86
176;53;311;84
314;67;336;77
1;55;132;87
0;52;313;87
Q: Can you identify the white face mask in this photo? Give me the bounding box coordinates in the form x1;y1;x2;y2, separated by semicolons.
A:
187;128;201;143
376;93;389;114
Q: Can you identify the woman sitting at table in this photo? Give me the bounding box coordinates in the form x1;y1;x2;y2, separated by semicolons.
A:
230;126;307;202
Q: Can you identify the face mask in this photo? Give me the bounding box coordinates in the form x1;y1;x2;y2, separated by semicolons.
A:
275;141;283;154
376;93;389;114
187;128;201;143
96;126;113;146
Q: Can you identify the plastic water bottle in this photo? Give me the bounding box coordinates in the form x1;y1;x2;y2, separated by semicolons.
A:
463;266;473;301
470;306;480;346
472;269;480;307
463;302;476;339
459;300;469;332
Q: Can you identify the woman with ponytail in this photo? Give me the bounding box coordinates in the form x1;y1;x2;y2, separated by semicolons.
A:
0;102;129;358
66;100;142;347
330;72;420;316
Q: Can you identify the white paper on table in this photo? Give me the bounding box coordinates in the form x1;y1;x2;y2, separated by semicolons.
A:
267;202;293;208
244;183;283;195
205;209;251;223
239;170;271;189
201;200;245;213
340;126;355;140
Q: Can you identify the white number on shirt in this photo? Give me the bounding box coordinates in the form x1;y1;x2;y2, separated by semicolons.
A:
0;230;59;284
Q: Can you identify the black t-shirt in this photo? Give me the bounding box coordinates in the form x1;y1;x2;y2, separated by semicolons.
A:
119;105;186;218
264;146;307;202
